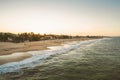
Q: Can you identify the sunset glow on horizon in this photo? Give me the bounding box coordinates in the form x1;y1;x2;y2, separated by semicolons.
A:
0;0;120;36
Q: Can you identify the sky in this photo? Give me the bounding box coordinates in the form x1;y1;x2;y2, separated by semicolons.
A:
0;0;120;36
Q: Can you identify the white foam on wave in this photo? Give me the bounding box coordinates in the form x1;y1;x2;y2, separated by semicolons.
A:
0;39;103;74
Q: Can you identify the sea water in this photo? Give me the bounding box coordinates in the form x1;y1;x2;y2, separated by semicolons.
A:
0;39;102;74
1;37;120;80
36;37;120;80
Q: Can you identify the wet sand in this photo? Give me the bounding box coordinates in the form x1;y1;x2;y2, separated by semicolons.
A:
0;53;31;65
0;38;90;65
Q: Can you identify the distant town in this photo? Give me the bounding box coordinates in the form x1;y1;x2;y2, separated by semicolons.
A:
0;32;104;43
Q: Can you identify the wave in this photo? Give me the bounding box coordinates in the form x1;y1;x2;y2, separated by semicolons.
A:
0;38;106;74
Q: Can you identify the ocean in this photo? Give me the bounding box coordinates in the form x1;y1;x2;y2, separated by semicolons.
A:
0;37;120;80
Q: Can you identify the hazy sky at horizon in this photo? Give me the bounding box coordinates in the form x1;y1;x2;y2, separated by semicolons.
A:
0;0;120;36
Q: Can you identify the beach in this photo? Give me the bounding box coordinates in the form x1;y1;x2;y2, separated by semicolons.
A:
0;38;90;65
1;37;120;80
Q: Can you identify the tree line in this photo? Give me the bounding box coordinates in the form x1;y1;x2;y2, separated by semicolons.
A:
0;32;72;42
0;32;103;43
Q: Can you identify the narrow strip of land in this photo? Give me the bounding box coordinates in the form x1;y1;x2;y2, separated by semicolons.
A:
0;38;91;65
0;38;90;56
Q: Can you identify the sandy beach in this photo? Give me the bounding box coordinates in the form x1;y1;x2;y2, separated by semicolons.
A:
0;38;90;65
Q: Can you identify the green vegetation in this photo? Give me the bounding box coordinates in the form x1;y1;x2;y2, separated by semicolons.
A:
0;32;103;43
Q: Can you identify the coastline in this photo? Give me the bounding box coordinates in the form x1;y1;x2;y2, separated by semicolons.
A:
0;37;106;80
0;38;92;55
0;38;91;65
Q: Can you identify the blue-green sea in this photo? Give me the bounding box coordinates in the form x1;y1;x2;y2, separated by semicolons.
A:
0;37;120;80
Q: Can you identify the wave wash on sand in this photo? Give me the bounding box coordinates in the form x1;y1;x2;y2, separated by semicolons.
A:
0;39;104;74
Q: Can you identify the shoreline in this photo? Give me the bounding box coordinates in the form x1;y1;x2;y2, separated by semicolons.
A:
0;38;91;56
0;38;93;65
